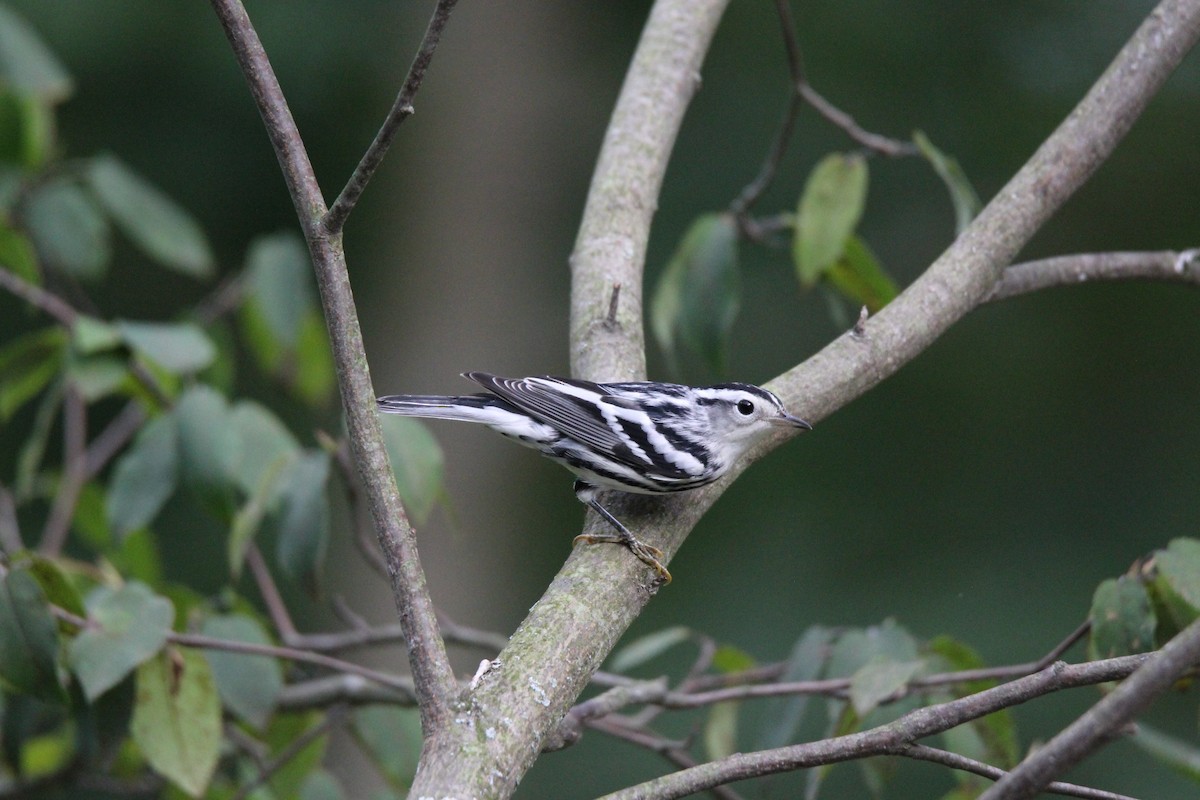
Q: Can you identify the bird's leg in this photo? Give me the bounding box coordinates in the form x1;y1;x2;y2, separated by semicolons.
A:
573;495;671;584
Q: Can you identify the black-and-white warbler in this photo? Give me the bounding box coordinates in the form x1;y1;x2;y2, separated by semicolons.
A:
377;372;811;583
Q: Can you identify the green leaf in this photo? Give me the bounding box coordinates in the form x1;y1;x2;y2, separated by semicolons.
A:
106;412;179;537
0;220;40;282
70;315;122;355
650;213;740;372
352;706;422;788
229;400;300;497
756;625;834;751
0;568;63;700
1151;538;1200;636
115;319;216;375
86;154;214;278
228;454;290;578
69;582;174;701
848;657;923;718
793;152;869;285
609;626;692;672
914;130;981;236
176;385;238;516
1131;723;1200;782
928;636;1018;769
0;326;65;421
274;451;331;594
22;178;110;279
293;310;336;406
711;644;755;674
825;236;898;313
1088;577;1156;659
704;701;739;762
245;231;314;348
381;415;444;525
263;712;330;798
0;89;52;169
200;614;281;730
131;648;221;798
67;355;128;402
25;555;85;619
300;770;346;800
0;6;73;101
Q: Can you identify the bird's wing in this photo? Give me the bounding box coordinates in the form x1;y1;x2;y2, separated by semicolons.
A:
462;373;700;482
463;372;624;456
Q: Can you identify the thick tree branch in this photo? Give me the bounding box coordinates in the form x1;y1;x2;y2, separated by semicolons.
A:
981;617;1200;799
208;0;456;735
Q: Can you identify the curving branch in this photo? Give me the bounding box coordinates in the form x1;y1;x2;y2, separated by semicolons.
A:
989;249;1200;302
208;0;457;735
597;654;1151;800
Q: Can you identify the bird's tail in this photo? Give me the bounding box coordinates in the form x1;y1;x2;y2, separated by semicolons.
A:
376;394;499;424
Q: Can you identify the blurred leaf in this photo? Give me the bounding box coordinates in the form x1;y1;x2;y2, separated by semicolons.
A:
704;701;739;762
70;315;121;355
1150;538;1200;637
0;326;65;421
0;89;52;169
228;454;289;578
115;319;216;375
229;400;300;497
0;568;63;700
86;154;214;278
245;231;314;348
22;178;110;279
274;451;331;594
848;657;922;718
353;705;423;788
609;626;692;672
200;614;281;730
72;482;112;551
711;644;755;674
176;384;238;517
651;212;739;372
110;528;164;588
0;6;73;101
25;555;85;619
69;582;173;701
380;415;444;525
106;412;179;538
756;625;834;751
1131;723;1200;782
68;355;128;402
300;770;346;800
293;310;336;405
131;648;220;798
914;130;981;236
0;220;39;282
264;712;330;798
793;153;868;285
825;236;897;313
1089;577;1155;659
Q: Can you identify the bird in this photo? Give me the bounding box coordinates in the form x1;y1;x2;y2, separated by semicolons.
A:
377;372;811;583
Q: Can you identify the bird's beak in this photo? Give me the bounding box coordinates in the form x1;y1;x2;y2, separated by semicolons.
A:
777;412;813;431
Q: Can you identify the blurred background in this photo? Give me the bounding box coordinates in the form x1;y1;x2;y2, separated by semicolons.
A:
3;0;1199;797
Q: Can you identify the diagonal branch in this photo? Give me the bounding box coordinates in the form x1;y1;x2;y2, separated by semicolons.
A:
322;0;459;234
980;616;1200;799
208;0;457;735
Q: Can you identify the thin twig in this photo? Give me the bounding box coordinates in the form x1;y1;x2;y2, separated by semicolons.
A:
322;0;460;234
38;386;87;556
588;717;747;800
82;402;147;480
0;265;78;326
230;704;350;800
0;485;22;554
246;543;299;642
277;674;415;711
900;744;1137;800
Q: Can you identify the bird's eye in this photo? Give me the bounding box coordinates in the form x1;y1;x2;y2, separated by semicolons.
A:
736;399;755;416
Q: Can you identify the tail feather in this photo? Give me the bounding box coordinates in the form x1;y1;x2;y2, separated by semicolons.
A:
377;393;500;424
